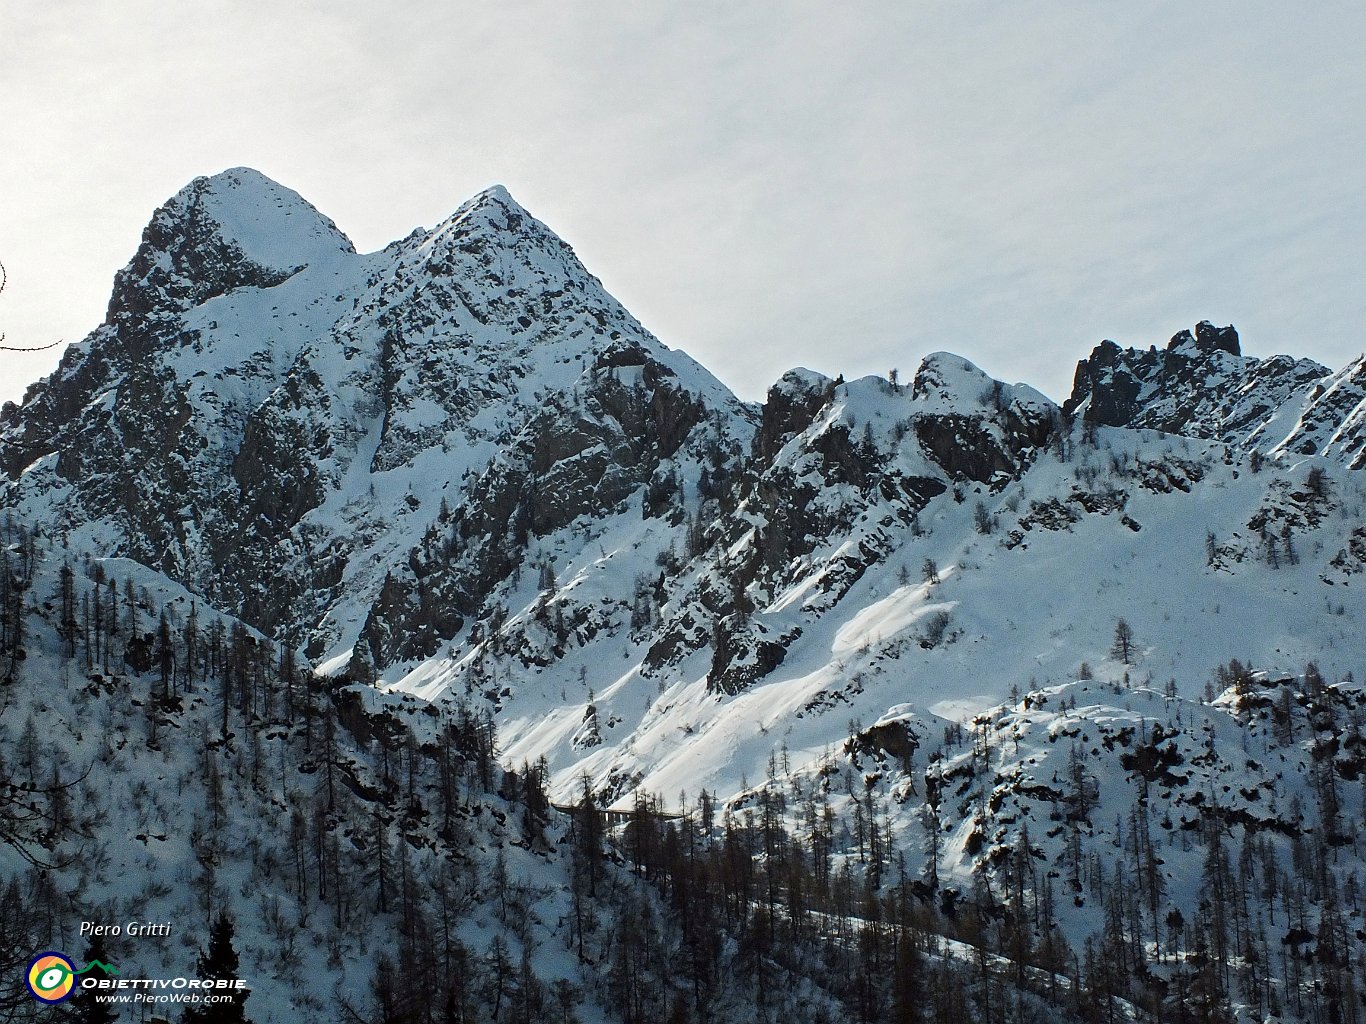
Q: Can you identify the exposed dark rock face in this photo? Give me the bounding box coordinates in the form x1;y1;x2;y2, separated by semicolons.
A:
850;717;921;772
708;615;794;696
754;369;834;461
1170;320;1241;356
350;342;717;670
1064;321;1365;464
1067;322;1249;432
1066;338;1145;427
912;413;1041;485
0;329;116;478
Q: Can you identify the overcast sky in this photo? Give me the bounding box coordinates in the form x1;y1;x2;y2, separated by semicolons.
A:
2;2;1365;408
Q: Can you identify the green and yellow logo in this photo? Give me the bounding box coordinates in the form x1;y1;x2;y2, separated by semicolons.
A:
25;952;119;1003
26;952;76;1004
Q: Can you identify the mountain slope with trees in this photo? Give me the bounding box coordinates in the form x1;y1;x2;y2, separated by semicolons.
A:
2;168;1365;1021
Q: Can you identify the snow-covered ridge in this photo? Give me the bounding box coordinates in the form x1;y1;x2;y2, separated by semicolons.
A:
1067;320;1366;468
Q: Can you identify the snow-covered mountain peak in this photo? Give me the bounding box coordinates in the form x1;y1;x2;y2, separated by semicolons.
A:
421;181;559;257
911;351;994;398
775;366;833;392
406;180;619;323
910;351;1055;418
453;181;517;214
187;166;356;264
105;166;355;325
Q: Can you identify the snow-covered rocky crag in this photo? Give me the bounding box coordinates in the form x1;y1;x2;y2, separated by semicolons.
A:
3;168;1366;1022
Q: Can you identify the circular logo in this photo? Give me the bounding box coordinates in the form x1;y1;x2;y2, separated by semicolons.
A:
27;952;76;1004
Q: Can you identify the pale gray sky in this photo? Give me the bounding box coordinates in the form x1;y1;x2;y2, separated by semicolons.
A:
2;2;1364;408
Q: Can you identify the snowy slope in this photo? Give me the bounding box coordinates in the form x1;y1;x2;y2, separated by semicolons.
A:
407;403;1366;817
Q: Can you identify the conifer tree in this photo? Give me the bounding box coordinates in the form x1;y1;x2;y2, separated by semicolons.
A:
183;911;250;1023
157;608;174;700
1110;618;1136;665
70;935;116;1024
58;560;76;659
184;601;199;692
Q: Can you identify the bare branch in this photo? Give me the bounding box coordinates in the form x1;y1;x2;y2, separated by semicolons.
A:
0;338;62;352
0;256;64;352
